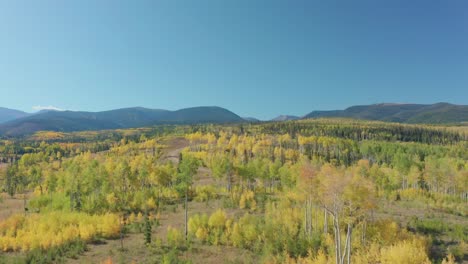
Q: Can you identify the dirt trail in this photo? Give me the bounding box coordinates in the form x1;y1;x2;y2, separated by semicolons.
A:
160;137;189;164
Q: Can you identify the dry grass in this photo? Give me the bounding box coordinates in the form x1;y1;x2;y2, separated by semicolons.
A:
0;193;29;221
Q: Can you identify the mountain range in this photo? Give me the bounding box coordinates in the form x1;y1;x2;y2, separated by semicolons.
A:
0;107;30;123
0;106;244;136
0;103;466;136
303;103;468;124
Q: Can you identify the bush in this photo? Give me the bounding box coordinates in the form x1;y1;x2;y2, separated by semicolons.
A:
408;218;468;241
194;185;218;202
230;214;259;249
188;214;209;241
162;248;192;264
24;239;87;264
380;238;431;264
188;210;232;246
239;190;256;211
0;212;120;252
448;241;467;261
208;209;227;229
167;226;184;249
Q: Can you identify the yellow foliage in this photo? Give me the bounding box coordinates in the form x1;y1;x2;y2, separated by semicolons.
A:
195;227;208;241
194;185;218;202
239;190;256;211
229;214;258;248
137;212;144;222
106;193;118;206
380;238;431;264
146;197;156;209
166;226;184;248
230;223;243;247
128;212;136;223
441;254;456;264
0;212;120;252
306;249;329;264
208;209;227;229
352;242;381;264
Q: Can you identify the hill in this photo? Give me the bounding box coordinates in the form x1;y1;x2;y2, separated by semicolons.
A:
0;106;244;136
243;117;261;122
0;107;30;124
303;103;468;124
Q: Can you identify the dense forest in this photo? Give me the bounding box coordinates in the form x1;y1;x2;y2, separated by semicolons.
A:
0;119;466;264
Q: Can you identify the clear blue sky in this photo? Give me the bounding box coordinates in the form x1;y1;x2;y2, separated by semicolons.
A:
0;0;467;120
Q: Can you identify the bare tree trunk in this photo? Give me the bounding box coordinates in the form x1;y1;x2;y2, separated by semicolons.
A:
120;214;125;250
23;192;27;216
337;217;342;264
341;227;348;264
324;210;328;234
333;214;342;264
333;219;339;264
341;223;352;264
304;199;311;237
184;189;188;240
314;204;318;233
304;202;308;236
361;220;366;245
307;197;312;236
347;224;352;264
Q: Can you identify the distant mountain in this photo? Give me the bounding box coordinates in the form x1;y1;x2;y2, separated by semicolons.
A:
271;115;300;122
303;103;468;124
0;106;244;136
243;117;261;122
162;107;243;124
0;107;30;124
1;102;465;136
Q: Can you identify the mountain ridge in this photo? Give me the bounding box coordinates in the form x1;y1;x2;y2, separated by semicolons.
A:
0;106;243;136
0;102;466;136
303;102;468;124
0;107;30;123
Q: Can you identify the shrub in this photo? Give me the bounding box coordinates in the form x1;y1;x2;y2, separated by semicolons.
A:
0;212;120;252
194;185;218;202
166;226;184;249
239;190;256;211
380;238;431;264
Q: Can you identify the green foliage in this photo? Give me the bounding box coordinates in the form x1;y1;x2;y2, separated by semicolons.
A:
194;185;218;202
144;213;152;245
0;120;465;263
1;239;88;264
408;217;467;241
161;248;192;264
176;154;200;192
166;226;185;249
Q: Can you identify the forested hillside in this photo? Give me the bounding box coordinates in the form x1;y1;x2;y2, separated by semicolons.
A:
0;119;466;263
0;108;29;124
1;103;466;137
304;103;468;124
0;106;244;136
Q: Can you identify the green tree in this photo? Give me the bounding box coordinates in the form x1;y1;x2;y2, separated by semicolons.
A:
210;153;234;191
176;153;200;240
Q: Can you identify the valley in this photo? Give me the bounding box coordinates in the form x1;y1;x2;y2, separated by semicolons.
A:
0;120;466;263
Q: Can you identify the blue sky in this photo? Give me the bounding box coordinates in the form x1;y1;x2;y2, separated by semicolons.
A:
0;0;467;119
